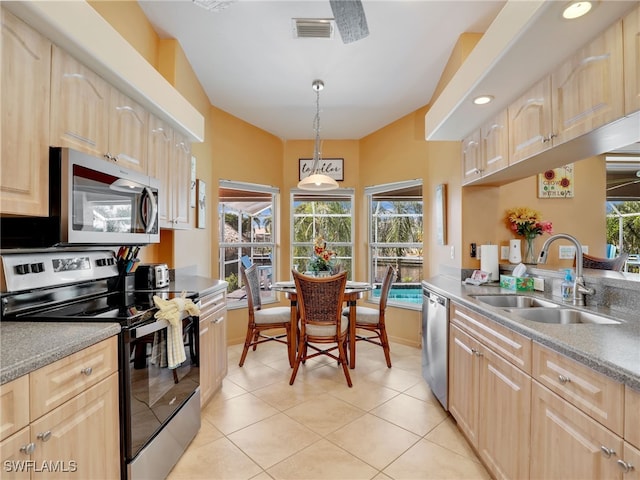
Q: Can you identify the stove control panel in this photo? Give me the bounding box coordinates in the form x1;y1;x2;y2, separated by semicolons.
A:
1;250;119;293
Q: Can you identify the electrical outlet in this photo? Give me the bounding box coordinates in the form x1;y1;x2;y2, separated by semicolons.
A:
534;277;545;291
470;243;477;258
450;246;455;259
582;245;589;254
500;246;509;260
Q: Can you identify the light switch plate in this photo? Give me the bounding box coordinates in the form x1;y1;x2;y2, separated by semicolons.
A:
500;246;509;260
558;246;576;259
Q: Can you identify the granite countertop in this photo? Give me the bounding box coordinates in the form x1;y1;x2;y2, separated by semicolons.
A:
423;275;640;390
171;276;227;297
0;322;121;385
0;275;226;386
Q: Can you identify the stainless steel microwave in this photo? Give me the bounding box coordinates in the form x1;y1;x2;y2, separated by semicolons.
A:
1;148;160;248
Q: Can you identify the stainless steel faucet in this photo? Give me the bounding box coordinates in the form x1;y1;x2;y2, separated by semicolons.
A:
537;233;595;306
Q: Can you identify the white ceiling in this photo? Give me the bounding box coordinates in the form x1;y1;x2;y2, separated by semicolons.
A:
137;0;505;140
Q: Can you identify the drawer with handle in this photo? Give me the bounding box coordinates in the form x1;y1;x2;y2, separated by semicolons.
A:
532;341;624;435
0;375;29;441
30;337;117;420
199;290;226;316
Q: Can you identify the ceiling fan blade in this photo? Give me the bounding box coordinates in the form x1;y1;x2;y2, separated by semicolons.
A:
330;0;369;44
607;179;640;191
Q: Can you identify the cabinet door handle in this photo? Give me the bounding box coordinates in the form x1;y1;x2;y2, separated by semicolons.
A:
212;316;224;324
37;431;52;442
471;348;483;357
601;446;616;458
80;367;93;376
618;460;635;473
558;374;571;384
20;443;36;455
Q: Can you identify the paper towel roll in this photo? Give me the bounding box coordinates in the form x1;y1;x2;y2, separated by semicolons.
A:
480;245;499;281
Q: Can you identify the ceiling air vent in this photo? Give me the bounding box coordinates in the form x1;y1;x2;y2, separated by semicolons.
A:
292;18;335;39
192;0;237;12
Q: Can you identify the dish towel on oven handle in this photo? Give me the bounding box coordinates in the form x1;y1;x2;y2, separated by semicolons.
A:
153;292;201;369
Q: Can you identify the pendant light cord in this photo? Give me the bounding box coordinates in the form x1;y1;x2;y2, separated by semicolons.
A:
311;85;322;173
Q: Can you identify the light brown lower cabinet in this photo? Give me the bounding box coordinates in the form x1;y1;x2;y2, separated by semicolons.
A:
531;380;623;480
620;442;640;480
449;320;531;480
449;301;639;480
199;289;228;407
0;337;120;479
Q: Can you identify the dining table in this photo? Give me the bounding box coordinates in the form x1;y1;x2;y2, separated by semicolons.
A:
272;279;373;369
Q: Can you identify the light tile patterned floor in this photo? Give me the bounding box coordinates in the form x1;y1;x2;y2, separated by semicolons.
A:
168;339;490;480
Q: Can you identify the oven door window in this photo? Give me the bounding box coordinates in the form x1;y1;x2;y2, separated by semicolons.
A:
72;164;151;234
128;318;199;457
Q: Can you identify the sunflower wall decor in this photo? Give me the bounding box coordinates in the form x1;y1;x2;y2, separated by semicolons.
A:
537;163;574;198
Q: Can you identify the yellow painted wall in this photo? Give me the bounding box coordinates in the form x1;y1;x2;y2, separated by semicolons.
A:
431;33;482;104
88;0;158;67
359;109;431;347
214;108;285;345
461;156;607;272
89;2;612;348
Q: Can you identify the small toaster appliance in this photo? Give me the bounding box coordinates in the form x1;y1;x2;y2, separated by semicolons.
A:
135;264;170;289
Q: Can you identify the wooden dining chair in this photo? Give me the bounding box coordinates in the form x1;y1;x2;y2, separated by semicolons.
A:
574;252;628;272
239;264;293;367
290;270;352;387
342;265;395;368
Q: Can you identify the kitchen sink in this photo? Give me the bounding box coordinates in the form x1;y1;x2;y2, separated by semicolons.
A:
506;308;621;325
472;295;560;309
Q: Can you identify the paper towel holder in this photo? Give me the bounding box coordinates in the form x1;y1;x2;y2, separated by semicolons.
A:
509;239;522;264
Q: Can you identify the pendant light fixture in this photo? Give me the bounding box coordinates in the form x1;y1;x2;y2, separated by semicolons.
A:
297;80;339;191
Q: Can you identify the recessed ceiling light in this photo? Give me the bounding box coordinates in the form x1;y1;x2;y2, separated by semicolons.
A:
562;1;592;20
473;95;494;105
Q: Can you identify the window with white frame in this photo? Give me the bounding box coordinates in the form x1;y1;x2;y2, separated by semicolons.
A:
219;181;278;309
291;189;354;279
366;180;423;307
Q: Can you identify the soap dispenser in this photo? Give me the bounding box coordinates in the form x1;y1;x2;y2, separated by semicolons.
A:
561;269;574;302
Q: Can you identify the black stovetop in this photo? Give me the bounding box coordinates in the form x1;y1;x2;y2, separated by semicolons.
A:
8;289;198;329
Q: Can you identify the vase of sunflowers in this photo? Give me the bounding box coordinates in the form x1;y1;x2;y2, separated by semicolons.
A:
505;207;553;264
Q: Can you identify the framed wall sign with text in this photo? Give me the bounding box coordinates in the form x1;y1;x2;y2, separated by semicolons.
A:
299;158;344;181
538;163;574;198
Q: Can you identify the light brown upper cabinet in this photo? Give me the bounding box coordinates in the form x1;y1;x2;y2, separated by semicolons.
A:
149;117;191;230
623;3;640;114
461;129;482;184
461;111;508;185
50;45;110;158
148;114;173;226
51;46;149;173
170;132;192;229
508;76;554;165
480;110;509;176
107;89;148;173
551;20;624;145
1;9;51;217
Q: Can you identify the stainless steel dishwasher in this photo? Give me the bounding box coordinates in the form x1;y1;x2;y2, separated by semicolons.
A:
421;285;450;410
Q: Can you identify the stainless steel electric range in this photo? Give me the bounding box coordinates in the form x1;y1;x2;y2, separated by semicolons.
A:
0;250;201;480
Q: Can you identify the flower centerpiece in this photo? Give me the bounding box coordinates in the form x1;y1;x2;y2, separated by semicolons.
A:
308;235;336;275
505;207;553;264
